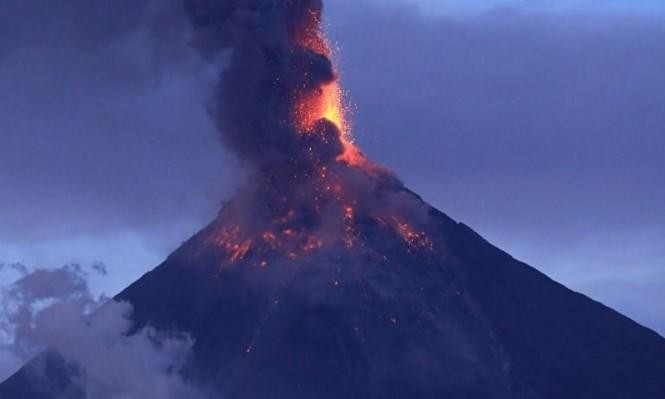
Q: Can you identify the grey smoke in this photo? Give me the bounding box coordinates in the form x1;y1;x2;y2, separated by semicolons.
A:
184;0;346;168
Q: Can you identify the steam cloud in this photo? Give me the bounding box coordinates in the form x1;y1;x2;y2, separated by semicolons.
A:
0;263;207;398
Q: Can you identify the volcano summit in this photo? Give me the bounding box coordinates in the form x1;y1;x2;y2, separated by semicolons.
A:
1;0;664;398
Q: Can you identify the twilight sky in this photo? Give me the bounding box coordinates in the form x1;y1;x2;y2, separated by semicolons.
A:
389;0;665;14
1;0;663;339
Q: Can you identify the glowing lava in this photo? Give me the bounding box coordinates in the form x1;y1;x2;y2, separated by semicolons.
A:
293;12;363;166
390;217;434;251
321;82;346;133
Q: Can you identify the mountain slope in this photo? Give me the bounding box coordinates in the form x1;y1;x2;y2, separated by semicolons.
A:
4;187;663;399
113;191;665;399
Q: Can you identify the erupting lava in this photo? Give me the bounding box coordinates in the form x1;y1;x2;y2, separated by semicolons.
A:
185;0;434;267
294;82;348;139
292;10;363;166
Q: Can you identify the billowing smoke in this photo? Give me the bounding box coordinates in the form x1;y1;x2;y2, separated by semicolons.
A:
0;264;208;398
185;0;345;170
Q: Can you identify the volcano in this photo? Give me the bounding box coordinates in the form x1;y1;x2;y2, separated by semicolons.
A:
3;187;665;399
2;0;665;398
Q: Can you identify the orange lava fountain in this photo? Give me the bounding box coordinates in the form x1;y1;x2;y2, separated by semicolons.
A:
293;12;363;166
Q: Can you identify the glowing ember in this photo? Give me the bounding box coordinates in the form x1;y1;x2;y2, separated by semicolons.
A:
230;240;252;263
213;225;253;263
342;205;357;248
375;217;434;251
303;236;324;252
392;217;434;251
283;229;297;237
262;231;277;242
343;206;354;220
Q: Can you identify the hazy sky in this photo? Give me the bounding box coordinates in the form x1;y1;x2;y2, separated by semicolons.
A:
398;0;665;14
1;0;663;339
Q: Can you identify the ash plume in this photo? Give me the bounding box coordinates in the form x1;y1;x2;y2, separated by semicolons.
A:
185;0;343;170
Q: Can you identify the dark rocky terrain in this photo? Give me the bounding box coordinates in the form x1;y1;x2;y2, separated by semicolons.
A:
2;188;664;398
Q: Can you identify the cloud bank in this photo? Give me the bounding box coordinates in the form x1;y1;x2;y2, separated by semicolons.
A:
0;264;207;397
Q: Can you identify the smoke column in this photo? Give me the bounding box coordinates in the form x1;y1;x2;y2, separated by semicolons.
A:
185;0;361;171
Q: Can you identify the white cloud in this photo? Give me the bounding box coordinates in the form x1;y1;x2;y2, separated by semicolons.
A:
0;264;208;398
